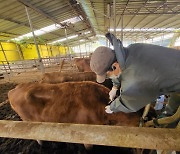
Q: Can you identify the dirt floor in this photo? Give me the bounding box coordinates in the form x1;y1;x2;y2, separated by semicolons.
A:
0;65;140;154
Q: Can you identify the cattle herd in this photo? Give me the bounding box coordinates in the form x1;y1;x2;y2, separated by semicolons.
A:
8;57;140;127
2;57;149;153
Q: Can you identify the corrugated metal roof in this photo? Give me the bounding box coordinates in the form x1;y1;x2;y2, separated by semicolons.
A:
0;0;179;46
0;0;94;46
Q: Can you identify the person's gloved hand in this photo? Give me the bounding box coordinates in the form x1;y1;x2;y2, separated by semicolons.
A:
105;105;113;114
109;87;118;101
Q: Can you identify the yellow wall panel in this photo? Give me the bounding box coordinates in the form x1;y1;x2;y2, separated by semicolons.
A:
20;44;38;59
39;45;51;58
59;46;67;55
0;42;72;63
51;46;60;56
0;42;21;63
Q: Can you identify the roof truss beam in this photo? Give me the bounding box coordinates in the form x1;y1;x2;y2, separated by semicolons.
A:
17;0;93;43
123;0;149;29
0;16;64;39
17;0;66;27
116;0;180;15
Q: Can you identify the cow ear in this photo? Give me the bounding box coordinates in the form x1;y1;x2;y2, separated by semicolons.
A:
26;87;52;107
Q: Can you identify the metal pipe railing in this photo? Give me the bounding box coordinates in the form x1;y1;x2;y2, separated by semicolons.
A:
0;120;179;150
145;107;180;127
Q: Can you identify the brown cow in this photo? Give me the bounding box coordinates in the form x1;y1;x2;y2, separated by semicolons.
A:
8;81;139;126
8;81;139;149
41;71;113;89
41;72;96;84
73;57;113;89
73;58;91;72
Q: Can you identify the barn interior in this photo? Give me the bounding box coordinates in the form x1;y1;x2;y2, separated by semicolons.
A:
0;0;180;153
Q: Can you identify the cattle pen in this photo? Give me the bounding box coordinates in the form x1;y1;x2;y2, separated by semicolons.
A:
0;62;179;153
0;0;180;153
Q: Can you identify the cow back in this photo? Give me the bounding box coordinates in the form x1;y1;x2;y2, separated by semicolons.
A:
8;81;140;126
41;72;96;84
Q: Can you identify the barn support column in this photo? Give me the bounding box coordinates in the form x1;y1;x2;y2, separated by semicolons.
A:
88;42;90;53
0;120;179;150
85;40;87;57
25;6;44;74
79;40;82;58
113;0;116;36
121;15;123;42
0;42;12;80
64;28;69;56
0;42;11;71
45;44;50;57
106;3;111;47
58;45;61;58
15;44;24;60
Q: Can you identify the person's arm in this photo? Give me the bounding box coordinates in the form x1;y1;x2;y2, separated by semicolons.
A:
109;96;134;113
105;33;126;70
108;76;121;101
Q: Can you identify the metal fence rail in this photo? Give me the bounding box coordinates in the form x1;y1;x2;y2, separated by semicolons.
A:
0;120;179;150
